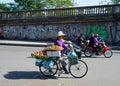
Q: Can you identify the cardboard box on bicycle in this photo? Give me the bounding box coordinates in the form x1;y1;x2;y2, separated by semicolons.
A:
46;50;61;57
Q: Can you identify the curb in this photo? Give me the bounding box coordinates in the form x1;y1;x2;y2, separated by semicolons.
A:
109;46;120;50
0;40;53;47
0;40;120;50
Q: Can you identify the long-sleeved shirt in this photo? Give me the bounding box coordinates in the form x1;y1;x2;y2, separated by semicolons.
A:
94;37;102;46
54;39;67;54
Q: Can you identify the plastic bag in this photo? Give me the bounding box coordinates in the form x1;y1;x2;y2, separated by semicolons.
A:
67;50;78;65
35;59;42;66
68;50;77;58
43;59;54;69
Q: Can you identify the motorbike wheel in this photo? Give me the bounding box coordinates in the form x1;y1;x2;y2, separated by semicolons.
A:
84;49;93;57
104;50;113;58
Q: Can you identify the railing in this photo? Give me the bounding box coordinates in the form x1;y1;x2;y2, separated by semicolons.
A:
0;4;120;20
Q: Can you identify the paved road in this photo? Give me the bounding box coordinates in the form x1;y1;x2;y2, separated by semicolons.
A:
0;45;120;86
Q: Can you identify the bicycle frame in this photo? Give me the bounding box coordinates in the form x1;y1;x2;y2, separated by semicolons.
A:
56;58;69;76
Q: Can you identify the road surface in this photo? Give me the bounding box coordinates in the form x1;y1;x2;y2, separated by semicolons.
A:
0;45;120;86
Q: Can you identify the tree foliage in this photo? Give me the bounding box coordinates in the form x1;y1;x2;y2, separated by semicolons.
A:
44;0;74;8
110;0;120;4
99;0;120;5
14;0;45;10
0;0;75;11
0;3;9;11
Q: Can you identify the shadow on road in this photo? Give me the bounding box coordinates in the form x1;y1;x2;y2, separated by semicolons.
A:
4;71;57;80
81;56;106;58
27;56;35;59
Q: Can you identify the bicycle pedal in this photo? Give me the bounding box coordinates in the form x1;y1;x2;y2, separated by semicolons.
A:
58;70;63;76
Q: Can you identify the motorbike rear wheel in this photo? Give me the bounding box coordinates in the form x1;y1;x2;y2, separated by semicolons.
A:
104;50;113;58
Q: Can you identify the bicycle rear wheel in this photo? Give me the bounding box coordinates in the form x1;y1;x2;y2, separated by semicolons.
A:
39;59;58;77
69;59;88;78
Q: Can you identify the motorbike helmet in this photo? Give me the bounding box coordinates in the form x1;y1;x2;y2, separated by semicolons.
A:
94;34;99;37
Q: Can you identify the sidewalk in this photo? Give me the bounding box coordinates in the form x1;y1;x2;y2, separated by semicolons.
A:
0;40;53;47
0;39;120;50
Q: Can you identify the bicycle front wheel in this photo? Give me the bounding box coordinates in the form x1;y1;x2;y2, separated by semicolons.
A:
39;59;58;77
69;60;88;78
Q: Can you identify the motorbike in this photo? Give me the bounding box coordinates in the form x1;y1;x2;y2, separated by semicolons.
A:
84;42;113;58
78;40;89;52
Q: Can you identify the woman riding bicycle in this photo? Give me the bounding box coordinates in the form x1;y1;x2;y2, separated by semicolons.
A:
54;31;69;74
38;31;88;78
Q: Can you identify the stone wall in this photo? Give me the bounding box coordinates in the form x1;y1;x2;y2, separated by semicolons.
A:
0;21;120;44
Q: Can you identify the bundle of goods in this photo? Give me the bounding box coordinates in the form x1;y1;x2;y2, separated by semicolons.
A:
31;45;63;59
44;45;63;51
31;50;49;59
44;45;63;57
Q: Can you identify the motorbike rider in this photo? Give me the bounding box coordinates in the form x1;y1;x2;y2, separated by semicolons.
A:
77;33;84;47
89;33;95;48
54;31;69;74
94;34;103;55
77;33;87;52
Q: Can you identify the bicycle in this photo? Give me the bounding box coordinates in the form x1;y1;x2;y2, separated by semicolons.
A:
38;44;88;78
